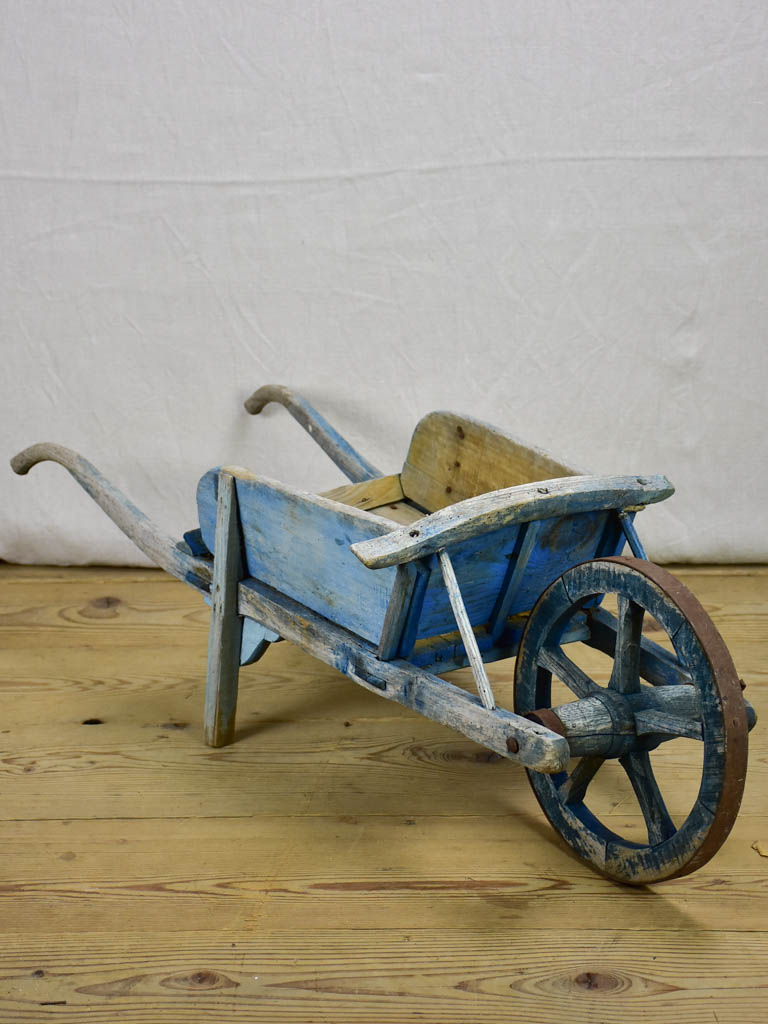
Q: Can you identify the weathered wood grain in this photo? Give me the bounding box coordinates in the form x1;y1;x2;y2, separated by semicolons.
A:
401;409;581;512
204;473;245;747
320;475;424;525
1;929;767;1024
320;474;405;511
365;500;424;525
546;685;704;756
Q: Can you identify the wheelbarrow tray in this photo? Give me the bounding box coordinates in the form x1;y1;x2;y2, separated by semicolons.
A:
195;465;660;650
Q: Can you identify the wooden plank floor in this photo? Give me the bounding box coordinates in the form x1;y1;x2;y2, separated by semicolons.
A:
0;563;766;1023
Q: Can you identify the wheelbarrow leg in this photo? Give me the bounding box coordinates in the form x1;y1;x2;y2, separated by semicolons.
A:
204;472;244;747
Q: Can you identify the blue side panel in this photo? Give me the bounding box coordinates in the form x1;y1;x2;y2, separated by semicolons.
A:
197;469;396;644
416;509;621;640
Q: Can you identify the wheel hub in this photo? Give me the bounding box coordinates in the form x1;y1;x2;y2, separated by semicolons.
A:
528;681;706;759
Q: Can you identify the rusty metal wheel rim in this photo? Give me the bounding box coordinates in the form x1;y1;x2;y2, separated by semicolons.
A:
514;557;749;884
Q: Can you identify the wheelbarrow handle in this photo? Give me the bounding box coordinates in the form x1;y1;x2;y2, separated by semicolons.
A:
11;443;212;588
244;384;381;483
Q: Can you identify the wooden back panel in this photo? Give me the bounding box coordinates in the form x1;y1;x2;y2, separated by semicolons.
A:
401;411;579;512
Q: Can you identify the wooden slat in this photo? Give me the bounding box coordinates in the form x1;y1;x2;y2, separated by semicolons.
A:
369;499;424;525
1;929;767;1023
233;576;568;770
320;477;423;525
320;474;405;511
1;816;768;936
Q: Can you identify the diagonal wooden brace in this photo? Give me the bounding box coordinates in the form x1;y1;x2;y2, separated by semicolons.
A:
437;549;496;710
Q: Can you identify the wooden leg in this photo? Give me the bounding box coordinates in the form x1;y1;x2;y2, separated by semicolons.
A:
204;473;244;748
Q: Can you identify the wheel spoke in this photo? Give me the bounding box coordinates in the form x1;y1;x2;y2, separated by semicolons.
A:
538;646;600;699
619;750;677;845
609;596;644;694
634;709;703;741
557;756;604;805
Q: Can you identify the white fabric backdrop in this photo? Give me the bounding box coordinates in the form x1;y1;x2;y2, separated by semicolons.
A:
2;0;766;565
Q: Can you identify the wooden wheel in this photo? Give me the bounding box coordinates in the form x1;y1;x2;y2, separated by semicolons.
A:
514;557;750;884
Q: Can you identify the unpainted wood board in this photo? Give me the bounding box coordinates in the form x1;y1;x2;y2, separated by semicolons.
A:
3;562;765;586
320;485;424;525
401;409;580;512
2;812;768;939
0;715;560;820
1;928;767;1024
0;577;210;651
368;500;424;525
0;754;763;836
5;811;767;883
2;560;765;659
320;474;405;511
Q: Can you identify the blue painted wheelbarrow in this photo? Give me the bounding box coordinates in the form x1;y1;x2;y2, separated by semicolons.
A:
12;385;755;883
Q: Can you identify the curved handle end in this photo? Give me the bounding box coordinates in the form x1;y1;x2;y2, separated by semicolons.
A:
11;444;55;476
244;384;291;416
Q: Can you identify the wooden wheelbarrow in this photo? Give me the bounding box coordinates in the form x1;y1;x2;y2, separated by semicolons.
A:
11;385;756;883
